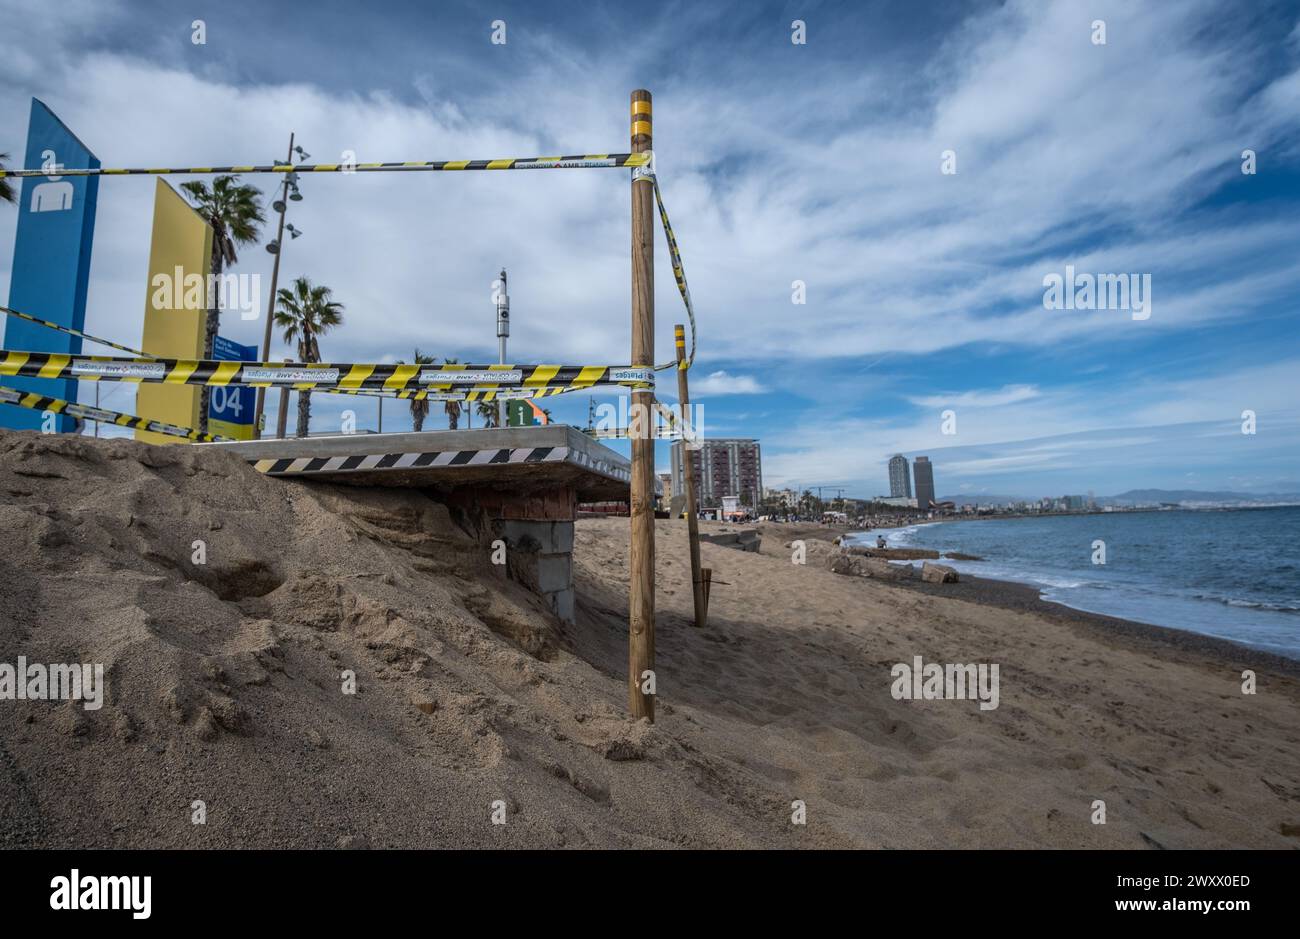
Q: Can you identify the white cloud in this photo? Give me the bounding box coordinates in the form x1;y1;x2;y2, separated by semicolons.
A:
762;356;1300;492
0;0;1294;377
692;370;762;395
909;384;1039;409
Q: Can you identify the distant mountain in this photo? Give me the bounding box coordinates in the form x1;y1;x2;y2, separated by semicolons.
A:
930;489;1300;507
937;494;1028;506
1105;489;1300;505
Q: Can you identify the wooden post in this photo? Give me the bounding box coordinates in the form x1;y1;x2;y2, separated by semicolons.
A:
675;324;706;628
629;89;655;721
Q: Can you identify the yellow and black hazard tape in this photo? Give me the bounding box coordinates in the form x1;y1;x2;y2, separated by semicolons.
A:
0;384;230;442
1;141;697;374
324;385;576;402
646;176;697;370
0;153;651;180
1;304;151;357
585;428;690;440
0;351;656;394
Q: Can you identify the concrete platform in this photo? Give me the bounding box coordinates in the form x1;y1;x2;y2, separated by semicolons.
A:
202;425;637;625
202;424;633;502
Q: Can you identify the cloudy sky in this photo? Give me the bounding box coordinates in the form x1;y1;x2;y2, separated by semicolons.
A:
1;0;1297;498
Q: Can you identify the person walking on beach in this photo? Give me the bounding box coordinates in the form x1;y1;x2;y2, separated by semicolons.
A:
877;535;887;549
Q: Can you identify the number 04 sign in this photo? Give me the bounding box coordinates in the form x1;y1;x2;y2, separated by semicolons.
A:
208;336;257;440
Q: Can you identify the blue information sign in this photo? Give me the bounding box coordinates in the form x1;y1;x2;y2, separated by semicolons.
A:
208;336;257;439
1;99;100;432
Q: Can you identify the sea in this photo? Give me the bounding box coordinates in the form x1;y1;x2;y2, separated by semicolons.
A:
851;505;1300;659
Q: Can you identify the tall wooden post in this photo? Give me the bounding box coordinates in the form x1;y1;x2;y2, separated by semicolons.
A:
675;324;706;628
629;89;655;721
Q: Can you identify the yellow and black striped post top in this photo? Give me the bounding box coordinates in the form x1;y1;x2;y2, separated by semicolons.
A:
0;384;229;442
0;153;650;180
0;350;656;394
631;93;652;143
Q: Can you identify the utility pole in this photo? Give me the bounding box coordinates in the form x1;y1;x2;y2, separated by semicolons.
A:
628;89;655;721
254;132;295;439
496;268;509;429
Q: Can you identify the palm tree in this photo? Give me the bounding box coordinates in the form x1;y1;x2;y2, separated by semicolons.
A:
273;276;344;438
404;348;436;431
0;154;15;205
475;398;499;428
179;175;265;433
441;358;463;430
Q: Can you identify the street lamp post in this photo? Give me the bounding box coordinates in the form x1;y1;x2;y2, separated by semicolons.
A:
254;133;307;438
496;268;509;428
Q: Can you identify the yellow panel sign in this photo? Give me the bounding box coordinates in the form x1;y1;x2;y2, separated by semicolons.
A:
135;179;211;444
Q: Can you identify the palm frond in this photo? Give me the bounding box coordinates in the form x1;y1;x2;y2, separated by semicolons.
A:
273;275;345;362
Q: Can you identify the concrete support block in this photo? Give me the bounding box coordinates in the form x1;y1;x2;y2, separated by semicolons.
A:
535;553;571;595
487;517;576;625
548;587;575;623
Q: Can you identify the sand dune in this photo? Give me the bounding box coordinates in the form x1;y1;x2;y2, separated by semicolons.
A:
0;431;1296;848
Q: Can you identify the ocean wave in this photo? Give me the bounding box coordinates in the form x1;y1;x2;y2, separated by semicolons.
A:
1192;593;1300;614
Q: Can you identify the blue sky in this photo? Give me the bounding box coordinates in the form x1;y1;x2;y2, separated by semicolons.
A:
1;0;1297;498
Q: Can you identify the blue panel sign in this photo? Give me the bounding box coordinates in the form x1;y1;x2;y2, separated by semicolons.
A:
208;335;257;439
1;99;100;432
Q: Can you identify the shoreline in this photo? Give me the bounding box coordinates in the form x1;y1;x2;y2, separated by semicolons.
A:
837;520;1294;665
753;520;1300;675
887;570;1300;679
641;516;1300;847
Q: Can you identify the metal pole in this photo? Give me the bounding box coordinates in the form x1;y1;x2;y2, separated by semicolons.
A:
675;324;705;628
628;89;655;721
253;132;294;439
496;268;509;428
275;358;290;439
498;335;506;428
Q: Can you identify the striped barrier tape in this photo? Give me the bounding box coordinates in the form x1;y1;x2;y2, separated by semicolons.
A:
0;384;231;442
646;176;697;370
0;350;656;394
0;153;651;180
2;141;696;373
1;298;674;399
324;384;577;402
2;304;151;357
585;428;690;440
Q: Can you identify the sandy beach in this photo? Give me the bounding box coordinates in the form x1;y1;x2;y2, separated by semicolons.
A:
1;432;1297;849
